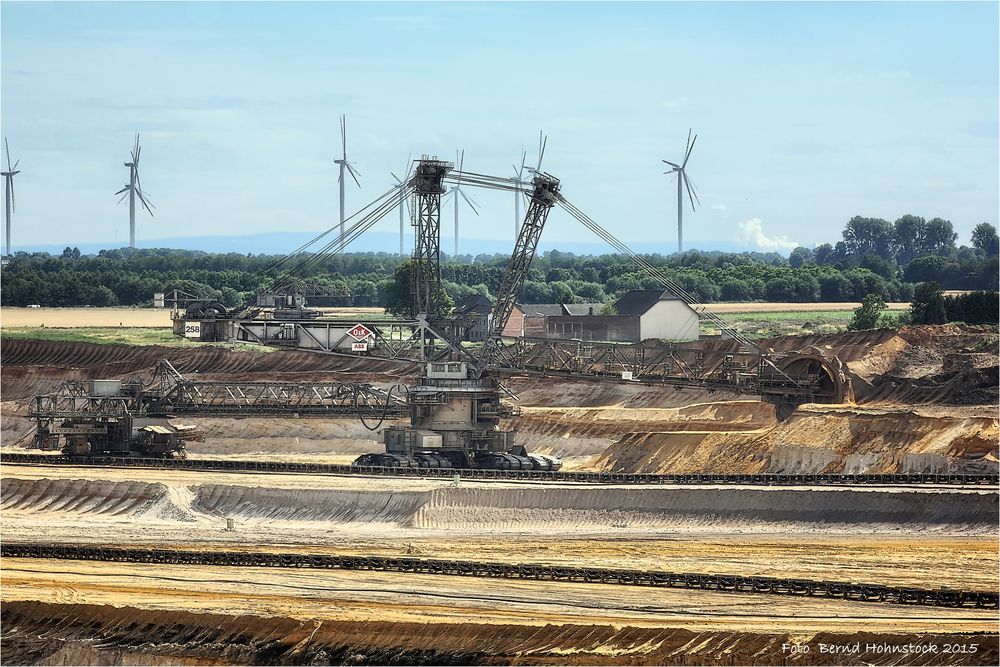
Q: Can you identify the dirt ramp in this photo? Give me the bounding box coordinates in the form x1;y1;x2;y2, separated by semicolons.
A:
412;486;997;534
193;485;430;524
1;477;173;518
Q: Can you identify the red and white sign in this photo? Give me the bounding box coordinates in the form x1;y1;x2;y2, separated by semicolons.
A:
347;323;374;341
351;341;368;352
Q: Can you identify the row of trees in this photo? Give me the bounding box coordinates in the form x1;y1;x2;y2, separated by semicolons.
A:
787;218;997;291
849;285;998;331
0;252;924;308
1;219;996;308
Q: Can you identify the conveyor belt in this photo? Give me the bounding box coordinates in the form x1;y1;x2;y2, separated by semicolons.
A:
2;542;995;609
2;453;997;486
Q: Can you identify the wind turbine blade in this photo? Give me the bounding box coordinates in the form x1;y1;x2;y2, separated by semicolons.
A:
12;161;18;171
683;133;697;168
346;162;361;188
683;173;698;210
685;128;692;153
117;192;129;205
685;173;702;206
341;114;347;159
135;172;155;212
139;193;155;216
391;171;401;184
662;159;680;168
538;134;547;171
460;189;479;214
3;137;10;171
115;186;130;195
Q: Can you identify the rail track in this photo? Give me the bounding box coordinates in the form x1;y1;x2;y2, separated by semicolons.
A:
1;453;997;486
2;542;995;609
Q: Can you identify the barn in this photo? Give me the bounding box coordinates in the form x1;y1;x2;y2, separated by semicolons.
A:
543;290;699;343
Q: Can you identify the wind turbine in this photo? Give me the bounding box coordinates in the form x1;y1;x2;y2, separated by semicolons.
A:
334;114;361;252
662;129;699;253
524;130;547;177
115;133;154;249
511;146;527;239
390;154;412;256
444;149;478;257
2;138;19;256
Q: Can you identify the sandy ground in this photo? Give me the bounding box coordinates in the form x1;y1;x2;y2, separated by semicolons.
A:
2;464;997;590
1;326;997;664
3;558;996;635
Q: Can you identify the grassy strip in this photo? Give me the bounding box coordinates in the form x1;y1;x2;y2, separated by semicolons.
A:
701;310;857;339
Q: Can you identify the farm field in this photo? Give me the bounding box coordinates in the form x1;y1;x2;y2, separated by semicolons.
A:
1;302;908;329
701;301;909;313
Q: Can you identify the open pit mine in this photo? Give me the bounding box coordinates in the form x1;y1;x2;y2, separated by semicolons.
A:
2;160;998;666
1;321;998;665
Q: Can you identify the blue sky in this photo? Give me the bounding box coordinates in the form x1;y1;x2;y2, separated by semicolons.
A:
1;1;997;254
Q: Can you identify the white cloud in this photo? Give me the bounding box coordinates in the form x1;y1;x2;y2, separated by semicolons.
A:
737;218;799;251
710;203;727;211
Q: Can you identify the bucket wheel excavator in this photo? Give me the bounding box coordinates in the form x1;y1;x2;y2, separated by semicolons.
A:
28;155;848;467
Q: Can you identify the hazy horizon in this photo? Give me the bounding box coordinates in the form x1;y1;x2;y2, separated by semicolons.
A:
2;1;997;254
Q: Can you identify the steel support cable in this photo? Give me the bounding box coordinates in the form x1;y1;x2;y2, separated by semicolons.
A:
265;184;409;277
444;170;523;193
556;197;715;311
283;186;409;276
274;185;412;282
555;196;756;350
557;197;703;305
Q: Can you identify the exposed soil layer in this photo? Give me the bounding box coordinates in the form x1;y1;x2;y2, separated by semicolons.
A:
4;600;997;666
4;467;996;589
4;470;997;537
596;405;999;475
2;326;996;665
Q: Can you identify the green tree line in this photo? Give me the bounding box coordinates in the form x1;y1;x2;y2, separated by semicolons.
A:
1;218;996;308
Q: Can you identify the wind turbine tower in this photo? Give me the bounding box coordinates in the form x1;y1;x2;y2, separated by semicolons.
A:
115;133;154;249
662;129;699;253
2;138;19;256
334;114;361;252
390;154;412;256
511;146;527;239
445;149;478;257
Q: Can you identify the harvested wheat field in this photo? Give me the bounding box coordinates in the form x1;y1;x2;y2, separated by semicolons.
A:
1;323;997;664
